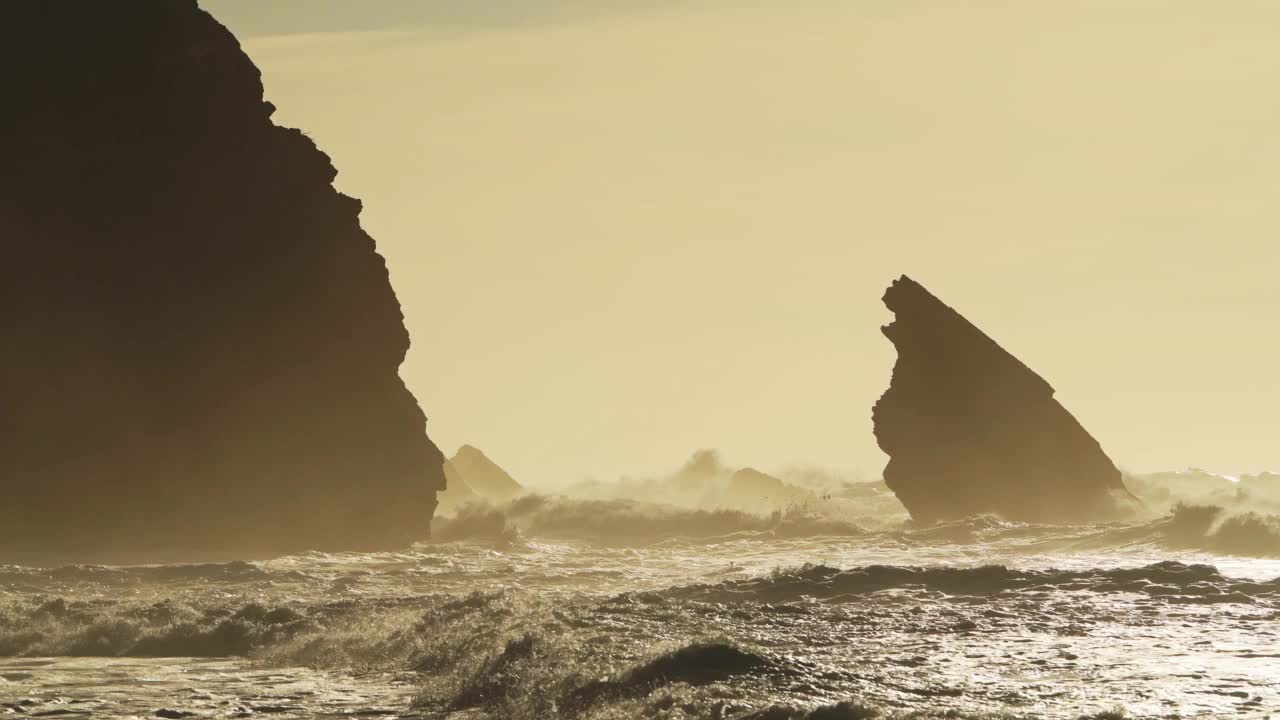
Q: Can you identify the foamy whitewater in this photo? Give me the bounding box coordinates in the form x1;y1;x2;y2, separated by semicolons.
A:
4;472;1280;719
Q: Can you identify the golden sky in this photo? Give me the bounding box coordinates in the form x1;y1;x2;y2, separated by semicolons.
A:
206;0;1280;484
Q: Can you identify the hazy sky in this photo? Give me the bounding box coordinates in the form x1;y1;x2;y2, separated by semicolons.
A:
205;0;1280;485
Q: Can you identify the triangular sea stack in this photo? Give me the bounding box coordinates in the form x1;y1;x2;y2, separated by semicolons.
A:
872;276;1133;523
436;445;524;514
0;0;445;560
449;446;524;502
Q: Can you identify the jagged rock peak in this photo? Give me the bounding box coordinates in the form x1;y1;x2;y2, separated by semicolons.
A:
872;275;1135;524
451;446;524;500
0;0;445;561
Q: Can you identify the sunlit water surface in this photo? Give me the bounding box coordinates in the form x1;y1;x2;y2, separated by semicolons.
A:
3;514;1279;719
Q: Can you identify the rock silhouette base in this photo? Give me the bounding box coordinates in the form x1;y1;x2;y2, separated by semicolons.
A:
872;276;1135;524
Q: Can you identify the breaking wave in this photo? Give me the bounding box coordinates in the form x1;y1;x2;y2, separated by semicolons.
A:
5;559;1275;662
1159;503;1280;556
665;559;1280;604
431;494;867;545
0;596;315;657
4;551;1279;718
7;473;1280;718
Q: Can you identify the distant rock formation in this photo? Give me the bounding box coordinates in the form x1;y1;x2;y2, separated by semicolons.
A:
728;468;788;498
0;0;444;560
449;446;524;502
436;462;483;514
872;276;1134;523
1125;468;1280;515
725;468;811;512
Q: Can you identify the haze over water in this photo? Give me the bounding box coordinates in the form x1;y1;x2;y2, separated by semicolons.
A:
206;0;1280;484
7;3;1280;719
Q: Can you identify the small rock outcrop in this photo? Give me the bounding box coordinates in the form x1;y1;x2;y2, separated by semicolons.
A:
449;446;524;502
728;468;789;498
725;469;811;512
1;1;444;560
872;276;1134;523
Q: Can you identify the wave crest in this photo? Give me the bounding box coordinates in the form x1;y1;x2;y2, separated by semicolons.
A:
431;494;866;545
1161;503;1280;556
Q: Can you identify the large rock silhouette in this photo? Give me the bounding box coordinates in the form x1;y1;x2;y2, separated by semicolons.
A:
0;0;444;560
872;276;1134;523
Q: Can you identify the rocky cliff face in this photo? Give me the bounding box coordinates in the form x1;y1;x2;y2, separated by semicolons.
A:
872;276;1135;523
0;0;444;560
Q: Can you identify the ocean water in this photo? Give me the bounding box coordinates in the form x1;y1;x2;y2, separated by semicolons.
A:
3;492;1280;719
